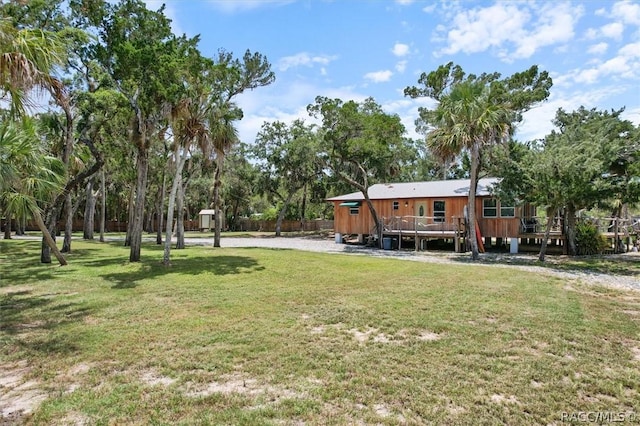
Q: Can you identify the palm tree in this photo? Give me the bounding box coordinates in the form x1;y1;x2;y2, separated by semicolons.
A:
0;118;67;265
426;81;510;260
208;101;240;248
0;17;66;118
162;96;209;266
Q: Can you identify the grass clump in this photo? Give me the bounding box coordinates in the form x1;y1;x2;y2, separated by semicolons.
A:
1;239;639;425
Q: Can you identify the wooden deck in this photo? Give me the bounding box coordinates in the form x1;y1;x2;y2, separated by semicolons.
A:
380;215;639;253
382;216;465;251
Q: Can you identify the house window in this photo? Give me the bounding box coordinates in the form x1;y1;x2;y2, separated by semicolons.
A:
349;207;359;215
392;201;399;210
433;201;445;222
483;199;497;217
500;204;515;218
418;205;425;216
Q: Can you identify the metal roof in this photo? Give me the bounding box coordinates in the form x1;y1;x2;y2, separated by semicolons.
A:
199;209;217;215
326;178;500;201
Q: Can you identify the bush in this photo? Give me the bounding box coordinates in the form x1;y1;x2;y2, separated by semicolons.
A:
575;220;608;255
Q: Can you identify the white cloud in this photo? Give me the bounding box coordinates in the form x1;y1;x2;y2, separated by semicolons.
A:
364;70;393;83
422;4;437;13
601;22;624;40
392;43;410;57
611;1;640;26
395;60;408;73
587;42;608;55
278;53;337;72
568;40;640;84
437;2;581;61
395;0;414;4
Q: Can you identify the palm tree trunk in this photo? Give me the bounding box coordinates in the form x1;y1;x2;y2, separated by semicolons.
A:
83;180;96;240
34;208;67;266
156;167;167;245
163;154;186;265
468;141;480;260
213;155;223;248
4;211;11;239
62;193;73;252
176;175;185;249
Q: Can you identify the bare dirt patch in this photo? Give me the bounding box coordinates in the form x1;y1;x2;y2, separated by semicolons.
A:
490;394;520;405
184;372;302;404
417;331;441;341
0;362;47;419
141;370;176;387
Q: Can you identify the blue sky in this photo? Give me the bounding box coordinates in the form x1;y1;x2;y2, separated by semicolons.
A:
146;0;640;144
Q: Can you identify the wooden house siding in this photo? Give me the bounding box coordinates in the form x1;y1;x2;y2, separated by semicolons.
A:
333;196;523;238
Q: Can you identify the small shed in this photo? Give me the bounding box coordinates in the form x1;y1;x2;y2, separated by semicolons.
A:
198;209;217;231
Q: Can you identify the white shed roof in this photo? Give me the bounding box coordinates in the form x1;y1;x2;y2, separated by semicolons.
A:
199;209;217;215
326;178;499;201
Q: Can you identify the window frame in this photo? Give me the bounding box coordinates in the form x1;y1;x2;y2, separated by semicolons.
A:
433;200;445;222
349;207;359;215
500;204;515;218
483;198;498;218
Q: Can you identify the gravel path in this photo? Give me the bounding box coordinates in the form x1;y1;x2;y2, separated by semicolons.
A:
183;236;640;292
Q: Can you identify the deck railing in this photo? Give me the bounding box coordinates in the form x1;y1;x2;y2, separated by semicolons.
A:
382;216;463;234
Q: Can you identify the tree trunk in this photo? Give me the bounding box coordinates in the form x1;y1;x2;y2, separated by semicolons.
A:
275;192;295;237
213;156;223;248
4;213;11;239
163;154;186;265
176;174;185;249
565;203;577;256
538;209;555;262
83;180;96;240
62;193;73;252
99;170;106;242
125;187;135;247
130;146;149;262
34;208;67;266
467;141;481;261
156;167;167;245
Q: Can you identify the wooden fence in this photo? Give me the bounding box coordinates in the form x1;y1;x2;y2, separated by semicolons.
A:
19;218;334;234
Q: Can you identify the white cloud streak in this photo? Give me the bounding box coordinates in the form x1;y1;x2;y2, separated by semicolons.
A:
278;53;338;72
436;2;582;61
392;43;410;57
364;70;394;83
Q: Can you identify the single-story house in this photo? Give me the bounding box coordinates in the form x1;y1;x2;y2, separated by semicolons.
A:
326;178;537;251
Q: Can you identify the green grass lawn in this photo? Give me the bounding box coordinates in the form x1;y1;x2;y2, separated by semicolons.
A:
1;239;639;425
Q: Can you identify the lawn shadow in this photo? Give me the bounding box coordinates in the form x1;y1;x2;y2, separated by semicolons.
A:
0;290;90;355
89;253;266;289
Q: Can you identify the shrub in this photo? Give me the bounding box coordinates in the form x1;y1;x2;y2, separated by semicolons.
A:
575;220;608;255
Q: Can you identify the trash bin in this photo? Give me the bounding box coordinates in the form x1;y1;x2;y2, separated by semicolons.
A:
383;237;392;250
